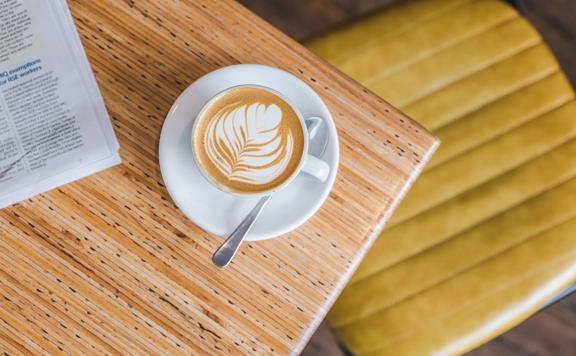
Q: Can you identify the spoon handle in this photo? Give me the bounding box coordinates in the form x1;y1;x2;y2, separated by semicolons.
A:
212;195;272;268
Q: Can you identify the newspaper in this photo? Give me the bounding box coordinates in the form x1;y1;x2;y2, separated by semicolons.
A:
0;0;120;208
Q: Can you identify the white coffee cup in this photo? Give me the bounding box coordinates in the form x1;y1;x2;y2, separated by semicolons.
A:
191;84;330;197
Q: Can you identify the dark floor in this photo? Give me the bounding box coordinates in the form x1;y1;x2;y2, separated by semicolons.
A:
237;0;576;354
237;0;401;41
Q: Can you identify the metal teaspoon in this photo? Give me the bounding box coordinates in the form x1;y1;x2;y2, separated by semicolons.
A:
212;119;328;268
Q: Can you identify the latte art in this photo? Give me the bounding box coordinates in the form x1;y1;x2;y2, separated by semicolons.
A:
193;87;305;194
205;103;293;185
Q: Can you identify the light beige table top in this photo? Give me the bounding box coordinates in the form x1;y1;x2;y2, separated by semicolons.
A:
0;0;438;354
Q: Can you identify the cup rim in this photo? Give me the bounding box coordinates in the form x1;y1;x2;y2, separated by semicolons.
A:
191;84;311;197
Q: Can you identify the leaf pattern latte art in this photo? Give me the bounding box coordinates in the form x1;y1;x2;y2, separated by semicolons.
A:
205;103;294;185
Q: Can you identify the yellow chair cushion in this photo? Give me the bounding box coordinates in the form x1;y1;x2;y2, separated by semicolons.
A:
306;0;576;354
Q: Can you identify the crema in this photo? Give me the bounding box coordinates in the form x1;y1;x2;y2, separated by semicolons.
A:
192;87;305;194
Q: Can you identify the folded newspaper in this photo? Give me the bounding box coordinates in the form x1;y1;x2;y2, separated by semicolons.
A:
0;0;120;208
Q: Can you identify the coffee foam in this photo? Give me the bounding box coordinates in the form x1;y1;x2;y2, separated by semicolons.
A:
193;87;305;194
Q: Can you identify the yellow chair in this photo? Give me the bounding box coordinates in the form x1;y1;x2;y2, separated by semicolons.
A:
306;0;576;354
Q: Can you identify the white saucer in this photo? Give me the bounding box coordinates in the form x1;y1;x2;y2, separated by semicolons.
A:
159;64;339;241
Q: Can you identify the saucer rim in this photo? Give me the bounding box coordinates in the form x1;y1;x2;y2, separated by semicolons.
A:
159;64;340;241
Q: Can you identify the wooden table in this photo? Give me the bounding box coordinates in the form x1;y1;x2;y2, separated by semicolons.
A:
0;0;437;354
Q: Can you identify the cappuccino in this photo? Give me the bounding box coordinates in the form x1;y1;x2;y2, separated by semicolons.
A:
192;87;305;194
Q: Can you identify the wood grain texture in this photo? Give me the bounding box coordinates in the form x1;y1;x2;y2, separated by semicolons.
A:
0;0;437;354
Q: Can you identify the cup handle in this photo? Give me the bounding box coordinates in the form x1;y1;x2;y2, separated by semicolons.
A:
305;117;323;140
302;117;330;182
302;154;330;182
